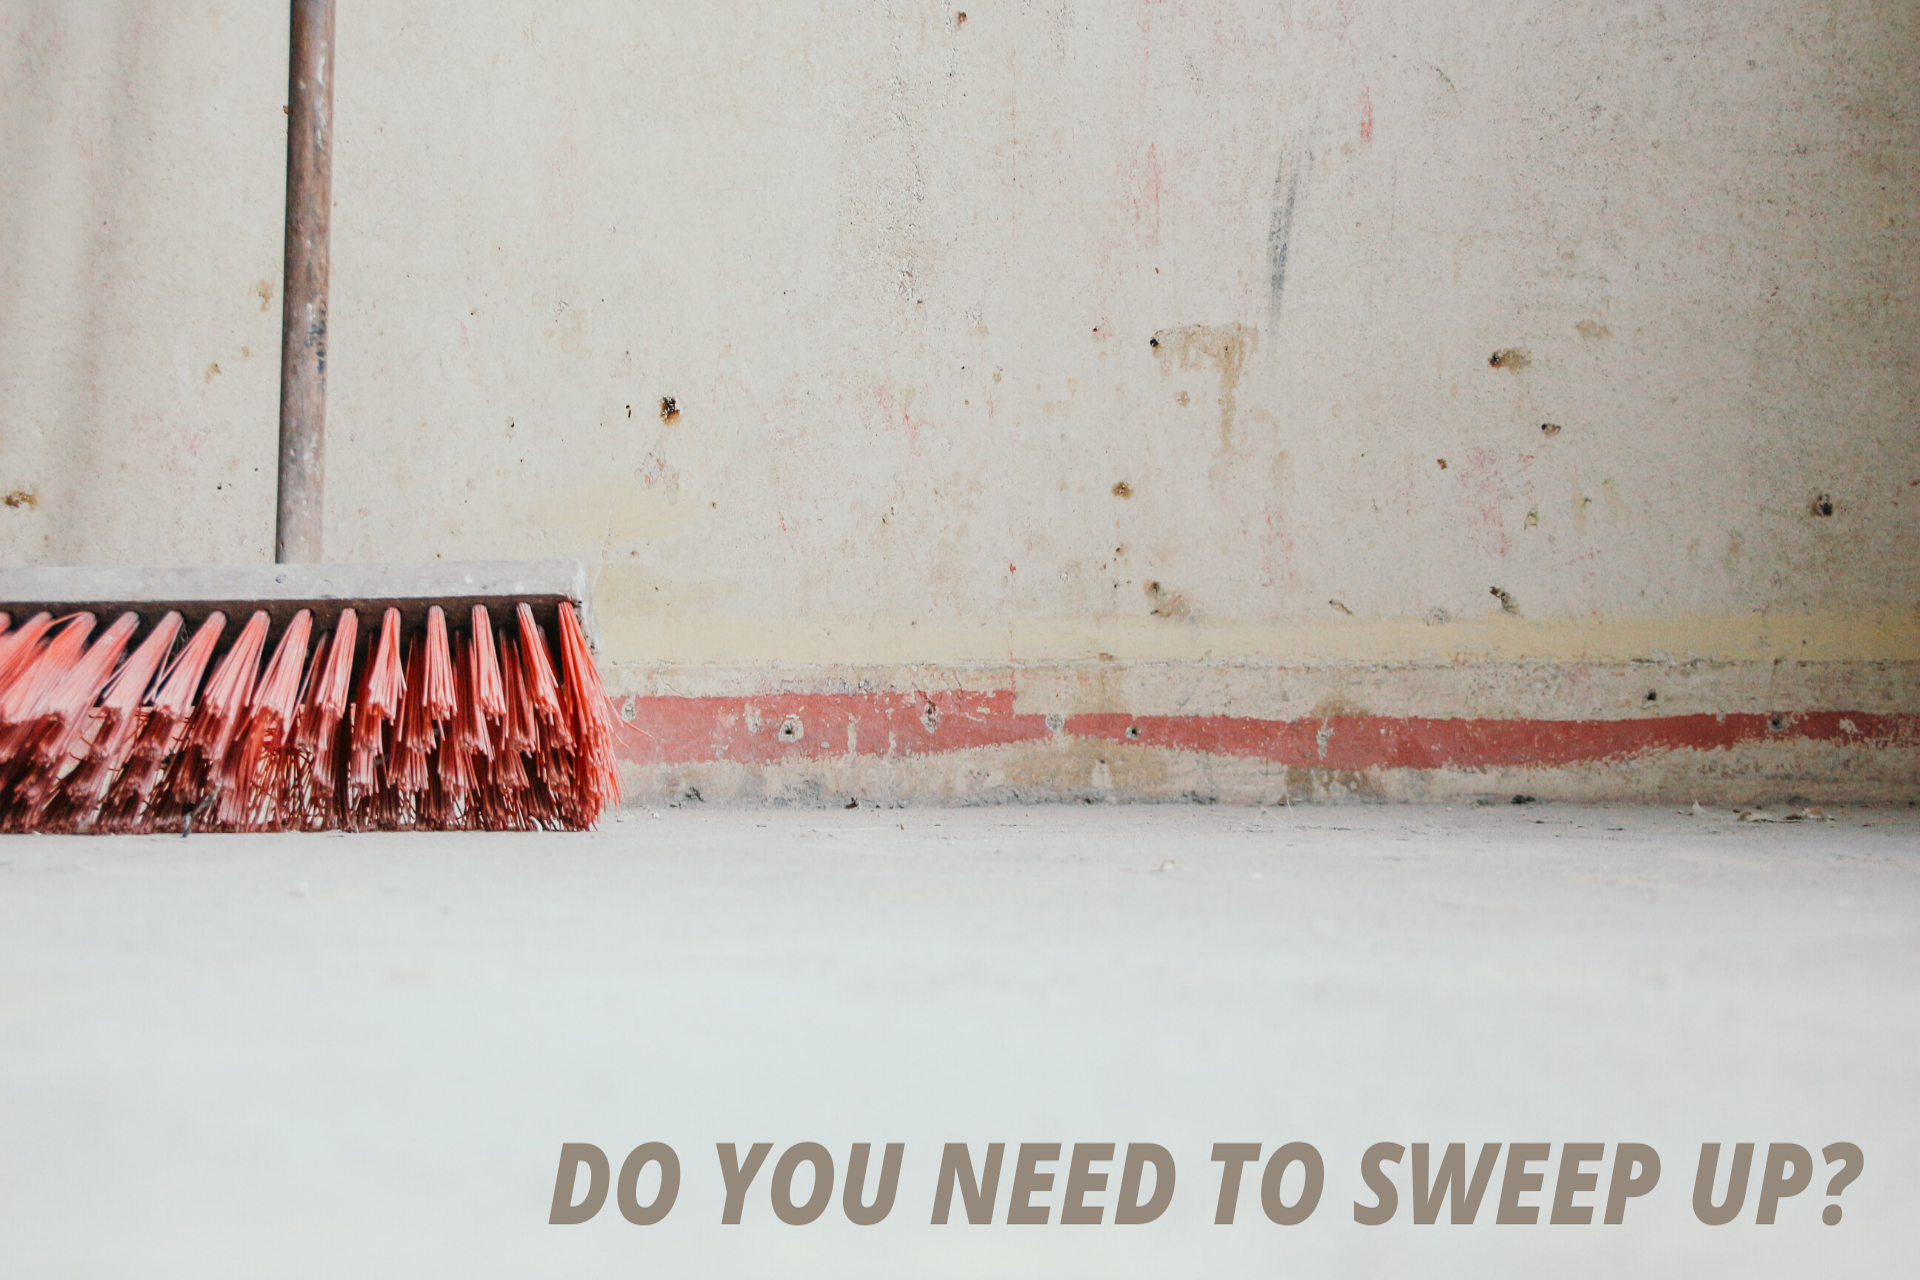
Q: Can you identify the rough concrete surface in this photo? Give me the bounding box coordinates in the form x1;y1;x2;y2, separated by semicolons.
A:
1;2;1915;798
0;805;1914;1276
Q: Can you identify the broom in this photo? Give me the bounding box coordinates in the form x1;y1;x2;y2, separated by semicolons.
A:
0;2;619;833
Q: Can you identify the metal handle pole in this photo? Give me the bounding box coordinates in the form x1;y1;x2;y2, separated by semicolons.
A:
275;0;334;564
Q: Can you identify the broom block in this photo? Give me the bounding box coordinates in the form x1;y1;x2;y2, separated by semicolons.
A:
0;560;598;653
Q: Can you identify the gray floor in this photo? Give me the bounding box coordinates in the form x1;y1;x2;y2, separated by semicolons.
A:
1;803;1915;1278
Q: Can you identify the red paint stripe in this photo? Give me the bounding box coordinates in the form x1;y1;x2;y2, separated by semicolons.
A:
1065;711;1920;769
613;690;1051;765
610;693;1919;770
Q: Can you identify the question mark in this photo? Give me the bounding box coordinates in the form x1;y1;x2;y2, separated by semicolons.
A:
1820;1143;1863;1225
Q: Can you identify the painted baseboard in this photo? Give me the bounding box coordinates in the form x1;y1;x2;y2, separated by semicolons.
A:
603;660;1920;805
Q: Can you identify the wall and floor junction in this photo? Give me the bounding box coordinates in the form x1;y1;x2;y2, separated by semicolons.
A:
1;2;1914;804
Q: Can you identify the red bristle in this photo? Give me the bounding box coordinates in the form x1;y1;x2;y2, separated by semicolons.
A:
524;611;575;754
470;605;506;721
153;613;228;718
96;612;182;742
0;613;95;737
1;613;140;829
346;709;381;806
348;608;404;805
187;610;271;763
517;604;563;724
458;629;495;761
493;732;530;792
254;611;314;730
220;610;312;829
95;612;227;831
290;630;331;746
362;607;405;724
163;610;271;824
37;612;141;767
498;633;540;758
0;612;54;691
0;616;98;807
422;606;456;725
556;602;620;821
395;635;435;754
315;610;359;720
390;637;433;802
284;629;333;827
436;634;478;821
56;612;184;821
293;609;358;823
537;739;578;825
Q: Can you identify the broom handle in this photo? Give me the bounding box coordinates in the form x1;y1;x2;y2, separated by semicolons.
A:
276;0;335;565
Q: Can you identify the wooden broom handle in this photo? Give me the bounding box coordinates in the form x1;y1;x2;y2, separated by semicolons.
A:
276;0;334;564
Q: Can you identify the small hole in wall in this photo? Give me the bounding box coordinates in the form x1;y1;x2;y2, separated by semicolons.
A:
659;396;679;423
1645;690;1658;702
957;11;967;24
1112;481;1133;498
1125;725;1141;739
1540;422;1561;437
1810;494;1835;517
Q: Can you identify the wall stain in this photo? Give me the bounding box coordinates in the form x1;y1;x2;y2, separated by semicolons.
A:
1145;580;1190;618
1267;140;1311;318
3;489;38;510
1150;323;1255;450
1489;348;1531;371
1490;585;1520;615
1576;319;1611;342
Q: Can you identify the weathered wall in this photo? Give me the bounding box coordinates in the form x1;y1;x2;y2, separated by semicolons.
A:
1;2;1916;802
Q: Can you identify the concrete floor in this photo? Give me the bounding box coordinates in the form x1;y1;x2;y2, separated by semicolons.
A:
0;803;1914;1278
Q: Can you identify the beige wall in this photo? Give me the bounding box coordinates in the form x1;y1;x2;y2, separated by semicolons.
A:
1;2;1916;800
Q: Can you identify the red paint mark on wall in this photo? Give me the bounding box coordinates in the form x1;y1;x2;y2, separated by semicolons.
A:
1454;448;1516;558
1360;86;1374;142
1120;141;1163;248
611;692;1919;771
614;690;1051;765
1065;711;1919;769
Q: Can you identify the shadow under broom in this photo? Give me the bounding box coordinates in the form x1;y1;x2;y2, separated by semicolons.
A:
0;1;619;833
